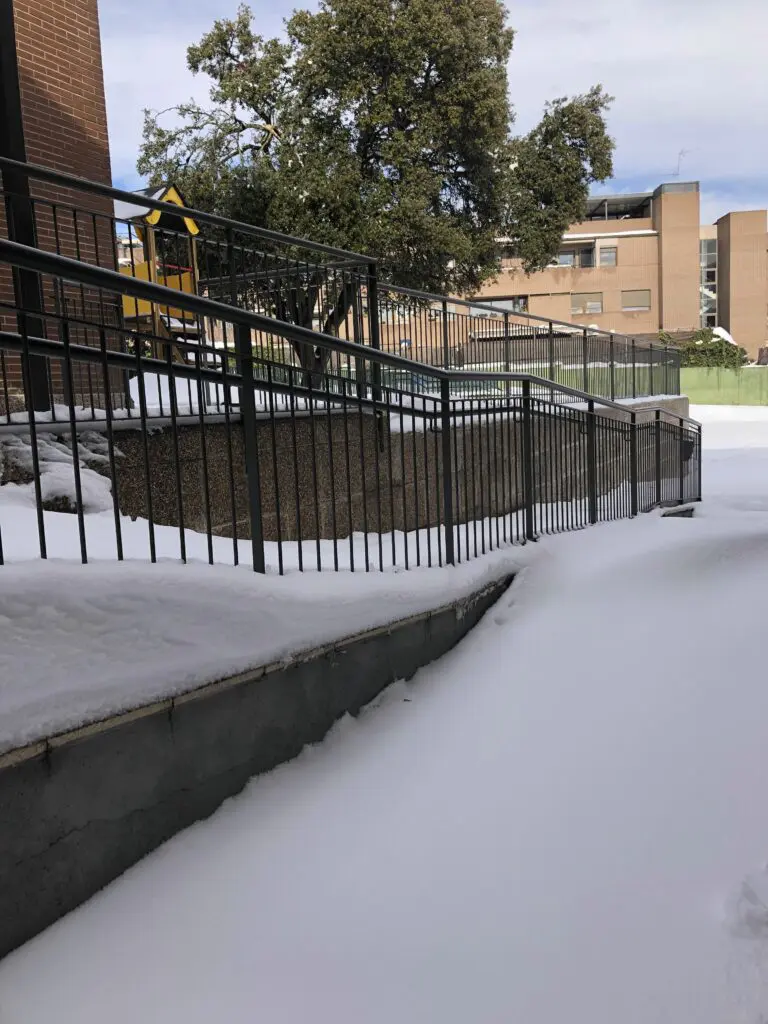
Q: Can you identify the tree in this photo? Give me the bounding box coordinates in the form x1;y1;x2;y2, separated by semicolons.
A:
662;328;749;369
138;0;614;374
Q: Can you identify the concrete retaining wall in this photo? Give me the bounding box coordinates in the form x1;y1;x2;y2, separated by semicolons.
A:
111;396;691;542
0;574;511;959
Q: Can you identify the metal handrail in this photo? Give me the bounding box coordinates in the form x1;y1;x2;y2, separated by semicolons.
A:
0;157;676;364
0;156;372;264
0;236;699;427
379;279;669;352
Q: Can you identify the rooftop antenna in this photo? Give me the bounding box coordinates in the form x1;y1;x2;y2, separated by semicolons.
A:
671;149;691;178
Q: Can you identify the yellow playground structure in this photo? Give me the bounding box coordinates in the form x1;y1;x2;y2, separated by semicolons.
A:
114;184;201;360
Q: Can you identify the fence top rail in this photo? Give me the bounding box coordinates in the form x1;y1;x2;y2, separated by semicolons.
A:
0;156;373;265
0;236;697;426
378;279;670;353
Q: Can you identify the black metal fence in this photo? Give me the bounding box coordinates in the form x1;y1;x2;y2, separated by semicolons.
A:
0;236;701;573
0;157;681;423
375;282;680;400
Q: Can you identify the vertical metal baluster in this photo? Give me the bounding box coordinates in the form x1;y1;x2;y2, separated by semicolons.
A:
19;314;47;557
522;380;535;542
440;376;455;565
267;363;285;575
235;321;265;572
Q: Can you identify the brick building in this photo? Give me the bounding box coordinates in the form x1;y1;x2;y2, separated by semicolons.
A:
1;0;117;409
10;0;111;183
474;183;768;360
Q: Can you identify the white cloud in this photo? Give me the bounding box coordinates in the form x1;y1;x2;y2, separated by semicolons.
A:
99;0;768;221
508;0;768;210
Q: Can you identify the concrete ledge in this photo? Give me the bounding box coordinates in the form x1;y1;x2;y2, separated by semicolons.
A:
0;573;512;958
661;502;698;518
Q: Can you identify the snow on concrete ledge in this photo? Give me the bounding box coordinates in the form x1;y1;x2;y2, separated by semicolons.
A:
0;550;523;757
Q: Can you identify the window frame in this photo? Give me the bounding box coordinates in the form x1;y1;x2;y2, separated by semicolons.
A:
570;292;604;316
621;289;652;312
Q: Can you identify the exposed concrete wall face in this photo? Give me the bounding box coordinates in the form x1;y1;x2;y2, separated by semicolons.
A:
717;211;768;358
654;190;701;333
0;576;512;958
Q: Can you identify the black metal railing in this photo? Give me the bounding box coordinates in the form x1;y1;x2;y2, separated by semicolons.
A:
374;282;680;399
0;157;680;420
0;236;701;574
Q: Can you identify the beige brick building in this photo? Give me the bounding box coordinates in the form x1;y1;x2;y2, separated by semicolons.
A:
475;183;768;359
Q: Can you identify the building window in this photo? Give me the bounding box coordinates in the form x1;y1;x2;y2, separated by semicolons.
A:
700;239;718;329
489;297;529;313
599;246;618;267
621;289;652;311
555;246;595;269
571;292;603;315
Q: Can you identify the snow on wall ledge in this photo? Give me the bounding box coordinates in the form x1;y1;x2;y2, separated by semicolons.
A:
0;569;512;959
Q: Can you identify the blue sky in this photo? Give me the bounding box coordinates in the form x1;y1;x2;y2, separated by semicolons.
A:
99;0;768;224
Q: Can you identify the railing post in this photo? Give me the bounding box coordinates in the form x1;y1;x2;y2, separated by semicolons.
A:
609;335;616;401
649;342;655;396
587;399;598;525
632;338;637;398
366;262;382;402
503;310;511;399
697;424;703;502
548;320;555;402
630;412;639;517
582;328;589;394
235;320;266;573
441;298;450;371
440;376;455;565
522;379;536;541
679;416;685;504
654;408;662;507
351;284;365;400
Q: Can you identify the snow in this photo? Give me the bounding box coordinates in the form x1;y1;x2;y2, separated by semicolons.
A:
0;553;521;756
3;406;768;1022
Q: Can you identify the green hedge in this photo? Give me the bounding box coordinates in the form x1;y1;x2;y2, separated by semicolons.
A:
681;367;768;406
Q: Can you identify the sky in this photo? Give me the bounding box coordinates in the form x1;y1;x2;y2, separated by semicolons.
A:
99;0;768;224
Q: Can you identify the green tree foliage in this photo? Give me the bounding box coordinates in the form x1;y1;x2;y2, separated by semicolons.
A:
662;328;749;369
138;0;614;295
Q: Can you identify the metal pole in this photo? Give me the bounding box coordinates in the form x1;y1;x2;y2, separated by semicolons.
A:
697;424;703;502
548;320;555;402
632;338;637;399
649;342;655;396
366;262;382;403
630;412;639;517
522;379;535;541
587;399;598;525
679;417;685;504
440;376;455;565
441;298;450;371
235;320;265;572
0;0;50;410
654;408;662;507
503;310;510;399
582;328;589;394
609;336;615;401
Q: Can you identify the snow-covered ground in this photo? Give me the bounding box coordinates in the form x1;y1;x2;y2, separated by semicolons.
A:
2;405;768;1022
0;553;521;756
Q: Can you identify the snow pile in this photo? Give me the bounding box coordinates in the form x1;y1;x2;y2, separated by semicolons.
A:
1;406;768;1021
0;432;115;513
0;551;521;755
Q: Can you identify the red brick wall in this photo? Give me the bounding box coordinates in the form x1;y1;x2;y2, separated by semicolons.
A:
13;0;112;184
1;0;125;411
